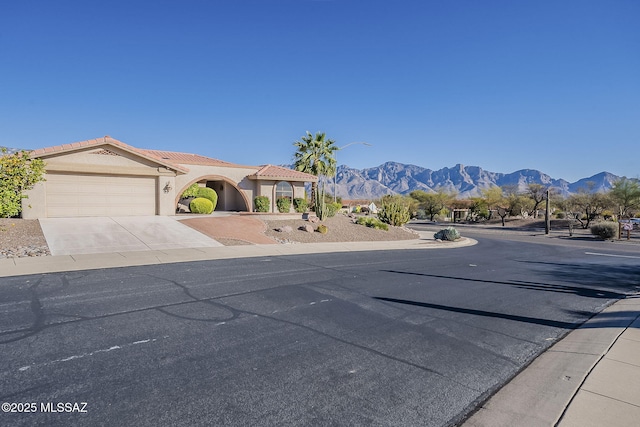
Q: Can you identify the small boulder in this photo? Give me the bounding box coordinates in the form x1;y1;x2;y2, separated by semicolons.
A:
275;226;293;233
299;224;315;233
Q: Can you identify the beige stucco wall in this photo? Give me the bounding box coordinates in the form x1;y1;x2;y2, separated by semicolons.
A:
175;164;260;212
22;181;46;219
22;147;178;219
21;145;313;217
253;180;307;213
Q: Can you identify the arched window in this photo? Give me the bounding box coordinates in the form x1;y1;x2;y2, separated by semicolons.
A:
275;181;293;202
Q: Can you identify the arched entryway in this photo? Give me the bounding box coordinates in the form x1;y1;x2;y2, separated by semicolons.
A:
176;177;250;212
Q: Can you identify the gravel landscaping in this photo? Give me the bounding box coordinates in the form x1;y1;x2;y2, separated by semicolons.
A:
263;214;420;244
0;218;51;258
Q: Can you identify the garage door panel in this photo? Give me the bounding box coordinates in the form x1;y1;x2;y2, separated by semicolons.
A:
46;174;157;217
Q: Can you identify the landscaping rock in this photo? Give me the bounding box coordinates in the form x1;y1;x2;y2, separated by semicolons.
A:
299;224;315;233
276;225;293;233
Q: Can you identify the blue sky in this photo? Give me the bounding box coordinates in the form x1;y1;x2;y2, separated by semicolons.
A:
1;0;638;182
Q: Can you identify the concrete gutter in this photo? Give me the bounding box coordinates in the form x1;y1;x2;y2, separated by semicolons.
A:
0;234;475;277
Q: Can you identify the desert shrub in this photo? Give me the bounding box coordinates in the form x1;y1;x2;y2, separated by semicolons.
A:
378;200;411;226
590;222;618;239
325;202;341;218
189;197;214;214
360;206;370;214
0;148;46;218
602;210;614;220
352;206;361;213
293;198;308;213
555;212;566;219
356;216;389;231
434;227;460;241
254;196;270;212
181;183;200;198
276;197;291;213
316;224;328;234
197;187;218;211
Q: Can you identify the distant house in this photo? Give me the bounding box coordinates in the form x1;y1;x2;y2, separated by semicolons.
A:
22;136;317;218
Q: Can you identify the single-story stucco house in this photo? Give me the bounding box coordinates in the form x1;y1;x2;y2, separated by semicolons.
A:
21;136;317;218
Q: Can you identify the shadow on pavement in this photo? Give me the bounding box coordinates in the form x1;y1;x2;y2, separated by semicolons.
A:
380;269;628;299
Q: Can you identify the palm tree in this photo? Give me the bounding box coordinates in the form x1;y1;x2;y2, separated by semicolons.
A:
293;131;337;210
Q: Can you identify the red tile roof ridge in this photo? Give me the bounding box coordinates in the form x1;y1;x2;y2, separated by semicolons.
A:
251;164;318;181
29;136;189;174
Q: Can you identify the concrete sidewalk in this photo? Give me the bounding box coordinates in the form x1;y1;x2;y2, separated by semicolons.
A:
0;231;638;426
463;297;640;427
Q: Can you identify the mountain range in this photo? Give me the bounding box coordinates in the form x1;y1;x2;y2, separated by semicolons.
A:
316;162;621;200
3;146;622;200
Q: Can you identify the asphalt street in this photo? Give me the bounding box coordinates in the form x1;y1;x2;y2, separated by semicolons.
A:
1;231;638;426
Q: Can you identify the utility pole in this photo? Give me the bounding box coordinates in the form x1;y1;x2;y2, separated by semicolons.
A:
333;142;371;203
545;189;550;235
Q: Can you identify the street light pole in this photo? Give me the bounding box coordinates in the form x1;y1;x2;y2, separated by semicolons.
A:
333;142;371;203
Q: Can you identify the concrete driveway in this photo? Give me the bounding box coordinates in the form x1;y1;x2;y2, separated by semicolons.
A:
39;216;223;256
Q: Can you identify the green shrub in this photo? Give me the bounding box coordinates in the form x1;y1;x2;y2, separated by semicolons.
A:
276;197;291;213
197;187;218;211
189;197;214;214
317;224;328;234
378;200;411;226
602;210;614;220
293;198;308;213
326;202;341;218
555;212;566;219
356;216;389;231
181;183;200;198
254;196;270;212
434;227;460;241
590;222;618;239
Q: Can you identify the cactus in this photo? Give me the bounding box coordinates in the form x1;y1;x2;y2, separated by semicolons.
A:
314;185;328;221
378;200;411;226
434;227;460;241
317;224;328;234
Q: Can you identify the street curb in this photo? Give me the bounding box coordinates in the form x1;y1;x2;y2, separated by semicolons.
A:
461;298;640;427
0;236;477;278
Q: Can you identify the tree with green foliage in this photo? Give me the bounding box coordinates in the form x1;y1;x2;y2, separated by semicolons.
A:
0;149;46;218
468;197;489;221
609;177;640;218
525;183;548;218
566;191;612;229
292;131;337;210
482;187;511;226
565;183;613;229
410;190;450;221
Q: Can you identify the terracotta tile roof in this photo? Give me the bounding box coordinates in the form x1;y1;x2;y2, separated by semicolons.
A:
249;165;318;182
141;149;236;167
27;136;315;182
29;136;190;174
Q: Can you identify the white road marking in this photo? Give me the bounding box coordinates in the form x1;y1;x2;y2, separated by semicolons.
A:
585;252;640;259
18;338;162;372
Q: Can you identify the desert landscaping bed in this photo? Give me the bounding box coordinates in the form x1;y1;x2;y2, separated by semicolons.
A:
0;218;51;258
263;214;420;244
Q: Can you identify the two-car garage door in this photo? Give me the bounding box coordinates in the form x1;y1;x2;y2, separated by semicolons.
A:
45;173;157;217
